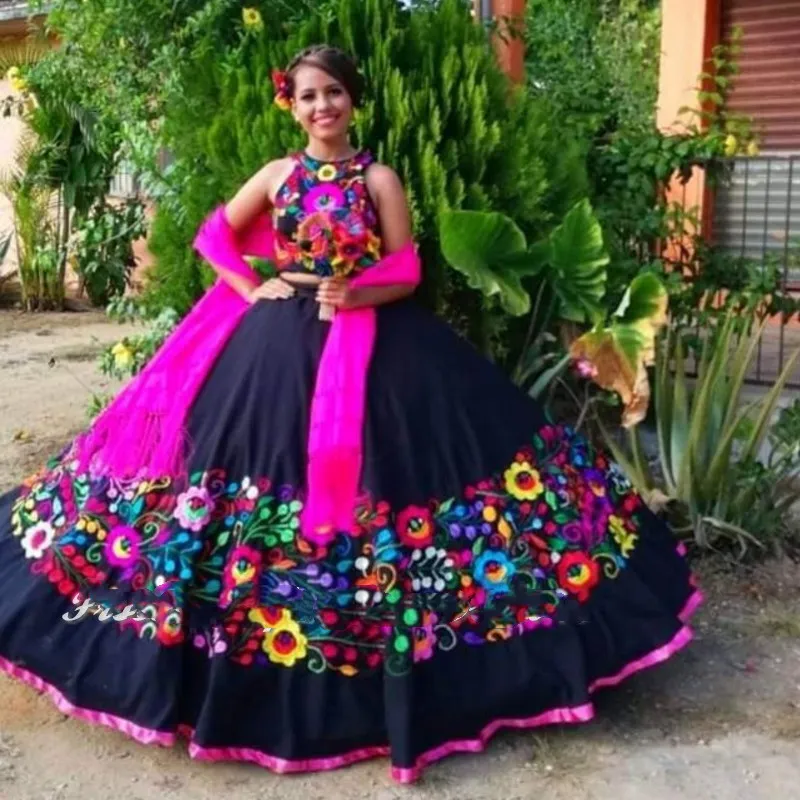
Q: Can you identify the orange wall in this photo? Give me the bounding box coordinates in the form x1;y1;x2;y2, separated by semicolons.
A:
657;0;721;244
657;0;718;130
492;0;526;83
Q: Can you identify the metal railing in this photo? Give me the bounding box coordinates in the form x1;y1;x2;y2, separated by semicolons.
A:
709;154;800;389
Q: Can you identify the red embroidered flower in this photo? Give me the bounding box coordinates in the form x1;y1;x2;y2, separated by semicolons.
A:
556;551;600;602
396;505;434;548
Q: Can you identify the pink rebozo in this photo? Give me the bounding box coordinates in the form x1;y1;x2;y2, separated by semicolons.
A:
74;206;421;546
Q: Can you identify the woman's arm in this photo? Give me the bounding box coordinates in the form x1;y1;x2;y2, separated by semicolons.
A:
207;158;295;302
316;164;417;310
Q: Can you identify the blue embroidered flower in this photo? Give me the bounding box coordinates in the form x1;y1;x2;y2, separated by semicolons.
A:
474;550;516;596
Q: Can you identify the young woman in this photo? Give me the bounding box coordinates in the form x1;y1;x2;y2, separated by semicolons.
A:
0;46;702;783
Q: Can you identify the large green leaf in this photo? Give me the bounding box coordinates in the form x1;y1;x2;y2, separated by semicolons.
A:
614;272;668;325
439;210;538;316
548;199;610;323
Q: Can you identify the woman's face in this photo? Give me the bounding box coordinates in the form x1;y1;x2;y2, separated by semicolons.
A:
291;64;353;143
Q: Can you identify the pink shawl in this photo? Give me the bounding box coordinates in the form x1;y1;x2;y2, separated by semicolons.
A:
75;206;421;546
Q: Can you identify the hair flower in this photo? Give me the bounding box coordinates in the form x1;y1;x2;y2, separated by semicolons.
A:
272;70;291;111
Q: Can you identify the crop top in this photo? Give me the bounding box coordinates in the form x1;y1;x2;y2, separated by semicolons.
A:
272;150;382;278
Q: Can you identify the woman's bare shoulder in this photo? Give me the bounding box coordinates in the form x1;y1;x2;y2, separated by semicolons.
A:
257;156;297;203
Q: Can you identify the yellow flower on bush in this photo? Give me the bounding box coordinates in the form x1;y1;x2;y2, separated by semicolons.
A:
242;7;263;30
746;140;760;157
723;133;738;157
609;515;637;557
111;342;134;371
6;66;27;94
504;461;544;501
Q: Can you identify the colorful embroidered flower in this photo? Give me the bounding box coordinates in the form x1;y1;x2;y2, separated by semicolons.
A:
413;611;439;663
556;551;600;602
174;486;213;532
156;604;184;645
303;183;346;214
297;212;332;262
221;544;263;606
105;525;142;567
396;505;434;548
317;164;338;182
248;605;287;631
609;515;638;557
21;521;54;559
262;610;308;667
474;550;516;596
228;545;262;585
504;461;544;501
579;490;613;546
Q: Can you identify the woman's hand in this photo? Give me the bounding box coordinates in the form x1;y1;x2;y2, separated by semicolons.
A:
248;278;296;303
316;277;355;309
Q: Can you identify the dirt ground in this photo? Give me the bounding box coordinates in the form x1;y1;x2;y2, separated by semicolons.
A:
1;309;800;800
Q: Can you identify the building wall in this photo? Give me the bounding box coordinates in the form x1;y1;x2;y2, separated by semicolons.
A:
0;18;57;283
657;0;720;244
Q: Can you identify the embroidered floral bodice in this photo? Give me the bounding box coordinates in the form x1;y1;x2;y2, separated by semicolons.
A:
272;150;382;278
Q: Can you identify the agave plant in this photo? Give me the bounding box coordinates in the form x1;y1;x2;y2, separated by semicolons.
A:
601;310;800;557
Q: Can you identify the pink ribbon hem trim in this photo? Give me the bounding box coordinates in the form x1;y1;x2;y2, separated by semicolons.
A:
0;585;703;783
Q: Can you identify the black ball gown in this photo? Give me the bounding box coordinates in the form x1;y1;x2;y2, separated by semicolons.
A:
0;150;701;783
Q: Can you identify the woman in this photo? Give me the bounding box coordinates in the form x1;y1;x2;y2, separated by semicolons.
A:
0;46;701;783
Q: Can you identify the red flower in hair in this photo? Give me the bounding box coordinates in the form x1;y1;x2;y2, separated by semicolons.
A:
272;70;291;111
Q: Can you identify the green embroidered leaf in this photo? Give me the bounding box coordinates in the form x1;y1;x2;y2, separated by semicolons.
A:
438;498;454;515
216;531;230;547
545;490;558;509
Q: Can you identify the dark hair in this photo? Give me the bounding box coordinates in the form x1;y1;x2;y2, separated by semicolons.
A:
285;45;365;107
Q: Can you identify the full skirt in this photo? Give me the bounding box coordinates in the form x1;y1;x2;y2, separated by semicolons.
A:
0;293;701;782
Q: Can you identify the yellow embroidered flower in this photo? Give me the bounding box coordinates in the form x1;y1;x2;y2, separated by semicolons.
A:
504;461;544;501
317;164;337;182
263;612;308;667
609;515;638;557
242;7;263;30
